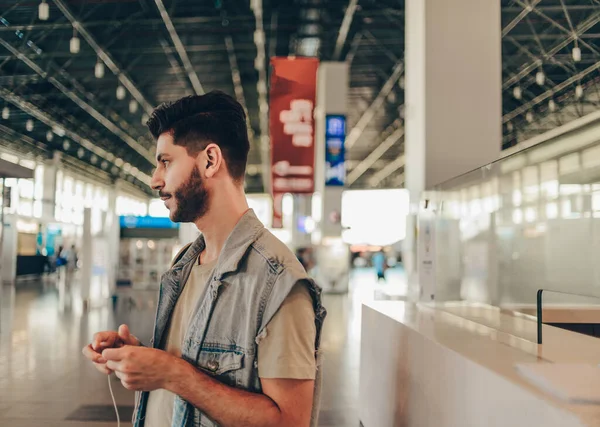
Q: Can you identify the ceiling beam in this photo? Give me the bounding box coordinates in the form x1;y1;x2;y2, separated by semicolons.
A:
251;0;271;192
0;123;129;189
507;33;600;41
363;30;399;63
346;60;403;150
502;0;541;38
52;0;155;115
159;37;190;91
369;155;405;187
558;0;576;36
513;0;600;57
503;5;600;13
508;36;572;80
224;36;249;116
0;87;151;187
0;38;155;165
154;0;204;95
0;9;405;33
345;32;362;66
503;11;600;90
224;35;258;162
332;0;359;61
347;127;404;185
0;35;401;60
503;59;600;123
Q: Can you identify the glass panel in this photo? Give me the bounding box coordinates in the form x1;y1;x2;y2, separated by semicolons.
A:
424;125;600;319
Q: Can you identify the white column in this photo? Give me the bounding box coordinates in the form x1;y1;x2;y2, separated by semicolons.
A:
80;207;93;309
404;0;502;300
105;182;119;296
41;152;61;222
1;214;17;284
290;195;312;251
314;62;350;293
178;223;200;248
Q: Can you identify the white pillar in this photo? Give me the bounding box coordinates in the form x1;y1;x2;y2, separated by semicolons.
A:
105;182;119;296
290;195;312;251
314;62;350;293
178;223;200;247
404;0;502;301
80;207;92;308
41;152;61;222
1;214;17;284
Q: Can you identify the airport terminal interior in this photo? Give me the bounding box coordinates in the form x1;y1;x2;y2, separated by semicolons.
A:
3;0;600;426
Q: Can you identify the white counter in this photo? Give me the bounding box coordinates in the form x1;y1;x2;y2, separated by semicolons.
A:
359;301;600;427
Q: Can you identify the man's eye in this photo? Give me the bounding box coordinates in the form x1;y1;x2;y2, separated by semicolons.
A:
162;160;169;167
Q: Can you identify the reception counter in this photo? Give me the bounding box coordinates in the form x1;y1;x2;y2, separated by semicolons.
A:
359;301;600;427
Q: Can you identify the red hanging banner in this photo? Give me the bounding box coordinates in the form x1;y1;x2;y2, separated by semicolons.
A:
269;57;319;228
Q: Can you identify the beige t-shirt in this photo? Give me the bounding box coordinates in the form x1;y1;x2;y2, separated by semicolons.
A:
145;259;316;427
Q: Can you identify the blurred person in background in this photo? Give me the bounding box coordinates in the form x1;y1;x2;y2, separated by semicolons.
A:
372;249;387;282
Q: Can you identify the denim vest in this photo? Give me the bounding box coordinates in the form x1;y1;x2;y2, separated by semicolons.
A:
133;209;327;427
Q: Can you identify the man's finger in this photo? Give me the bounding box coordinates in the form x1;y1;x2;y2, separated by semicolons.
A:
102;347;127;362
118;324;130;340
118;324;140;346
83;344;107;363
94;363;113;375
106;360;121;372
92;332;116;351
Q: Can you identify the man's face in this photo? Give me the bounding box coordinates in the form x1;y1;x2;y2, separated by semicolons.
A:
151;133;210;222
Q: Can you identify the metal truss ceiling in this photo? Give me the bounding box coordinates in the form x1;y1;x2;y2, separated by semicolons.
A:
0;0;598;193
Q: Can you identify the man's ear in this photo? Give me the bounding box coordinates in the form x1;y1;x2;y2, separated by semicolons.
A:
203;144;223;179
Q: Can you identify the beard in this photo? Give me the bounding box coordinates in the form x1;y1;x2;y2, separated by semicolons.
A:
162;166;210;223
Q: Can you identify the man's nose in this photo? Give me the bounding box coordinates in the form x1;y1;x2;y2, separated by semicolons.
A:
151;169;163;191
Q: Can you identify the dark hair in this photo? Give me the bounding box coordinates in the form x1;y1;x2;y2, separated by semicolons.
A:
147;90;250;182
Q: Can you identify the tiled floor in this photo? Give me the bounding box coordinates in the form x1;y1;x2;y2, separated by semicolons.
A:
0;268;406;427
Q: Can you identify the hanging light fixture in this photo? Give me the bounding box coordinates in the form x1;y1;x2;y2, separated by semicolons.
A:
507;122;514;132
572;46;582;62
548;99;556;112
94;59;105;78
141;113;149;125
101;160;108;170
77;148;84;158
90;155;98;164
26;119;34;132
526;111;534;123
116;85;126;100
38;0;49;21
2;106;9;120
70;29;80;54
536;70;545;86
63;139;70;150
129;99;138;113
513;86;522;100
576;84;584;99
46;130;54;141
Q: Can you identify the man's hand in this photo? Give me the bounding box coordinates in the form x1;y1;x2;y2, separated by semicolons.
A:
102;345;182;392
82;324;141;375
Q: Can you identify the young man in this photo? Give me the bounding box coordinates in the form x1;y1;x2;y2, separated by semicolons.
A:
82;91;326;427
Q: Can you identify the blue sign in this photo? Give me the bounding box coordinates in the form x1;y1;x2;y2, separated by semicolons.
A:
119;216;179;229
326;116;345;137
325;115;346;186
